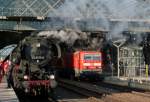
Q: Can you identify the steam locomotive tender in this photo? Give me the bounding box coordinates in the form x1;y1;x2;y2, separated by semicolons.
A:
9;36;61;96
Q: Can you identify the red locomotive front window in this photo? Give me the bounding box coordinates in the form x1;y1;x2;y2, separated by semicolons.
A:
84;55;92;60
84;54;101;61
93;55;101;61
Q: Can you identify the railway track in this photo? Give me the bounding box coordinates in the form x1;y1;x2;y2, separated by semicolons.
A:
57;79;112;98
15;78;150;102
131;91;150;98
57;78;150;102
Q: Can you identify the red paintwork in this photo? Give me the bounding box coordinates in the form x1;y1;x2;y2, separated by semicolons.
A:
0;60;11;75
62;51;102;75
28;80;51;87
0;60;11;82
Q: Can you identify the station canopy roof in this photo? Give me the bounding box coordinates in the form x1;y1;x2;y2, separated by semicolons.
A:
0;0;64;17
0;0;149;18
0;44;17;61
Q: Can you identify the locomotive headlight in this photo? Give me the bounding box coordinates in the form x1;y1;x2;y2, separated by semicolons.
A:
36;43;41;47
49;75;55;80
24;75;29;80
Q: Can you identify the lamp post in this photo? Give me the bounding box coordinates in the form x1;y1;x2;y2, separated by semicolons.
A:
113;39;126;78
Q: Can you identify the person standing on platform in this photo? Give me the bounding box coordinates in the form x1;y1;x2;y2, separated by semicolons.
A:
0;59;11;88
4;60;11;88
0;59;3;83
0;57;7;83
143;38;150;77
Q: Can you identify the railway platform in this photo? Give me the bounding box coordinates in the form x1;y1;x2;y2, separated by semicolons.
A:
104;76;150;91
0;77;19;102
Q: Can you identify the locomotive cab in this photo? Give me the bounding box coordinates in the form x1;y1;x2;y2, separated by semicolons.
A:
74;51;102;76
63;51;103;79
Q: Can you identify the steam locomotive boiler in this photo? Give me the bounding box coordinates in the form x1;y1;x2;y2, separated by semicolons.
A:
9;36;61;96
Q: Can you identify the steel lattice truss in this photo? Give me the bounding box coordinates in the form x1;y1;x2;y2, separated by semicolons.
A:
0;0;149;18
0;0;149;31
0;0;64;17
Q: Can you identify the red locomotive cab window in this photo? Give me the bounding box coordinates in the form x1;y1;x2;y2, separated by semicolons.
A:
84;54;101;61
93;55;101;61
83;53;102;69
84;55;92;61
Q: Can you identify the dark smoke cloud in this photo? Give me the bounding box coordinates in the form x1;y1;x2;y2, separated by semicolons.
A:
38;29;88;46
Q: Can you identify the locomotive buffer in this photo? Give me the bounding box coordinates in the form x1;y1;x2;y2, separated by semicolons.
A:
0;77;19;102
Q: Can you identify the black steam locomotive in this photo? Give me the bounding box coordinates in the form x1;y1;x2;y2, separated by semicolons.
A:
9;35;61;96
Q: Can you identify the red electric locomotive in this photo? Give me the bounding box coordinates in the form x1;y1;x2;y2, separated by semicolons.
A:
58;51;103;79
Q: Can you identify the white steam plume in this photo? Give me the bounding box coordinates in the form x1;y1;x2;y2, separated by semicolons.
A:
50;0;150;40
